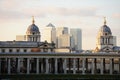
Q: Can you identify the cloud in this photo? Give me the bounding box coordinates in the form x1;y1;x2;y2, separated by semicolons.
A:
23;7;97;17
0;0;97;20
0;0;26;20
0;0;97;19
112;13;120;18
0;0;22;10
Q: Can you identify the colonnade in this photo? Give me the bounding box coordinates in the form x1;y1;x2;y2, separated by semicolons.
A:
0;57;120;75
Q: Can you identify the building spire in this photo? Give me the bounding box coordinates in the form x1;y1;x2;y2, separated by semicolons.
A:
104;17;106;25
32;16;35;24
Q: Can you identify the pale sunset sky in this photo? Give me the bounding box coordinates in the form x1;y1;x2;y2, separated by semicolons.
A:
0;0;120;50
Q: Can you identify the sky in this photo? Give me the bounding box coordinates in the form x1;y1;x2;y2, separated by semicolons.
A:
0;0;120;50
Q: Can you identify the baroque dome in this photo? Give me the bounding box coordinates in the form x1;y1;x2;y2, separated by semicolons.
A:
26;17;40;34
99;24;112;35
98;17;112;36
27;24;39;33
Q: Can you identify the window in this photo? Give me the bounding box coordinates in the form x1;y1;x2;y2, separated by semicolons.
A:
9;49;12;52
33;32;35;35
24;49;27;52
51;49;53;52
2;49;5;53
105;33;107;35
16;49;20;52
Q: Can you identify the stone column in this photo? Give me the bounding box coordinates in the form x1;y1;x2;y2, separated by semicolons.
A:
82;58;85;74
17;58;20;73
63;58;67;74
110;58;113;74
27;58;30;74
0;58;1;74
119;58;120;73
49;59;51;73
45;58;49;74
100;58;103;74
73;58;76;74
92;58;95;74
8;58;11;74
55;58;58;74
41;59;43;73
36;58;39;74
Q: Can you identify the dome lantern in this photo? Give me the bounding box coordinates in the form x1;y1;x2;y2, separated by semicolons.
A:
104;17;106;25
26;16;40;34
32;16;35;24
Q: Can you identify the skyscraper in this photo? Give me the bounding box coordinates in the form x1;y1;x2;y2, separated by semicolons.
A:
57;34;71;48
70;28;82;51
56;27;68;37
56;27;69;48
42;23;56;44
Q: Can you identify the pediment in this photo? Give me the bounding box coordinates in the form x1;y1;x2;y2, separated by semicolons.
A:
101;46;113;52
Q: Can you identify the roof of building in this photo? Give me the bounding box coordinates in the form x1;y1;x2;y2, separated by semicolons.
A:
100;24;112;35
98;17;112;36
26;16;40;33
113;46;120;51
27;24;39;33
0;41;42;48
46;23;55;27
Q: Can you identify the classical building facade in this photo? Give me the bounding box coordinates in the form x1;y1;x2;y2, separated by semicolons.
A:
0;17;120;75
0;17;55;53
0;53;120;75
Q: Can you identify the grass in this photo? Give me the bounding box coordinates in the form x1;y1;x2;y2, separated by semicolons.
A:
1;74;120;80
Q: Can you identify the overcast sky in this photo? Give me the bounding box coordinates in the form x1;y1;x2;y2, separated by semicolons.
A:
0;0;120;50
